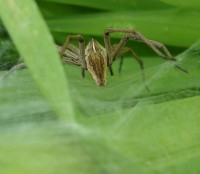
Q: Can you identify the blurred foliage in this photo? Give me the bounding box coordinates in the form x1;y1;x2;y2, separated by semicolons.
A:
0;0;74;121
0;24;19;70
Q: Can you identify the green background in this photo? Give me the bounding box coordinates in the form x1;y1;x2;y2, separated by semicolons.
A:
0;0;200;173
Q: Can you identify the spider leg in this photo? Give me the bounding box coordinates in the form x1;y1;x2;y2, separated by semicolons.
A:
105;33;141;67
60;35;87;78
123;47;150;91
104;30;114;75
1;62;26;80
118;46;149;91
104;28;187;73
131;31;188;73
148;40;188;73
104;29;148;89
131;32;173;60
104;28;143;75
118;56;124;75
105;28;170;61
105;31;149;90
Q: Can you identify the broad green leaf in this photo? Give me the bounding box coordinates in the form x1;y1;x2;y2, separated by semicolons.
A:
40;0;171;11
85;95;200;174
36;0;89;18
47;10;200;48
161;0;200;9
0;51;200;174
0;0;74;122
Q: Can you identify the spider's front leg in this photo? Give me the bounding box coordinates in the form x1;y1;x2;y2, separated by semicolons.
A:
104;29;148;90
104;28;188;73
1;62;26;80
60;35;87;77
104;28;144;75
147;39;188;73
104;28;170;63
131;31;188;73
104;28;136;71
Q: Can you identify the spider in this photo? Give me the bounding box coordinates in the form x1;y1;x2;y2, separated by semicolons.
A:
58;28;187;86
3;28;187;86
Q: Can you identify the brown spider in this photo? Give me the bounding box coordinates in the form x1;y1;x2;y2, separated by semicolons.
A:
3;28;187;86
58;28;187;86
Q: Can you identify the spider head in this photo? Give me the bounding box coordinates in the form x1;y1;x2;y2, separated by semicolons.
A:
85;39;107;86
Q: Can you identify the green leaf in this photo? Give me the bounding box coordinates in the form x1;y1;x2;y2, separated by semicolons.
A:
160;0;200;9
0;51;200;173
47;10;200;48
40;0;172;11
0;0;74;122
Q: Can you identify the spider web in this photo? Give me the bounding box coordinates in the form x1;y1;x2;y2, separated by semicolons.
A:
0;40;200;174
66;39;200;116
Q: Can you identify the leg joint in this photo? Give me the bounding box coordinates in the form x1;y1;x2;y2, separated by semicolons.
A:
68;35;84;43
104;31;110;36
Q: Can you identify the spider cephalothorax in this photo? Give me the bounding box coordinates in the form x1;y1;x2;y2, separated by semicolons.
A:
85;39;107;86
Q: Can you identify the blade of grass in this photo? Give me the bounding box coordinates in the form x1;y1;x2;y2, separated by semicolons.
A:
0;0;74;122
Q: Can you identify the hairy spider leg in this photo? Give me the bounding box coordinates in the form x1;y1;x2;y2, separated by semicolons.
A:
105;28;187;73
104;30;147;90
1;62;26;80
60;35;87;78
132;32;188;73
